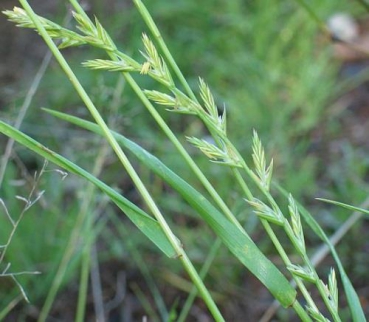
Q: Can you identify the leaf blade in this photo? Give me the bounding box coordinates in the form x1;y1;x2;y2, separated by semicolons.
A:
0;120;176;258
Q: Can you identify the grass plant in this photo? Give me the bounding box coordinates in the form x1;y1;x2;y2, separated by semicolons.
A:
0;0;368;321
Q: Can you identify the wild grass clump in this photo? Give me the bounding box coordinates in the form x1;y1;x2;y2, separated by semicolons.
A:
0;0;367;321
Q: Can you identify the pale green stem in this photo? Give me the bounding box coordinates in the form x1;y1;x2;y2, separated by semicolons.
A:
231;168;253;200
76;144;110;322
38;192;91;320
132;0;197;101
110;213;169;320
177;238;222;322
20;1;224;320
233;139;339;319
75;242;91;322
292;301;312;322
131;0;249;231
0;296;22;321
231;160;318;317
242;160;338;319
262;218;318;316
76;73;124;322
39;75;124;322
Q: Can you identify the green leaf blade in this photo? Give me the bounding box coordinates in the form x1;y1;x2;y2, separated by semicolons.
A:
0;120;176;258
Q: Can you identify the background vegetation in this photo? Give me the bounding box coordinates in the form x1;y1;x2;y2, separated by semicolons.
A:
0;0;368;320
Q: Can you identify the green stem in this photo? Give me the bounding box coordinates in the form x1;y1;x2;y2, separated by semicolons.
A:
293;301;313;322
132;2;252;229
231;160;317;318
76;247;91;322
262;219;317;316
111;213;169;321
76;145;110;322
132;0;197;101
232;169;253;200
177;238;222;322
244;158;339;319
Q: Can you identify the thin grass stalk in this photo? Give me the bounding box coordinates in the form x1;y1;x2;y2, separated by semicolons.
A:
76;66;123;322
0;10;73;188
131;0;256;219
76;143;110;322
0;162;46;265
90;245;106;322
39;203;92;320
131;0;197;101
110;213;169;320
241;163;341;319
233;146;340;319
0;174;43;305
0;51;51;188
234;166;319;310
130;283;161;322
76;77;124;322
0;296;22;320
177;238;222;322
75;192;97;322
19;1;224;320
76;226;92;322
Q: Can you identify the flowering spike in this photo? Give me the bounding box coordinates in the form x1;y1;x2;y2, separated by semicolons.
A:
252;130;273;190
141;33;173;86
288;194;306;254
246;198;284;225
199;78;218;120
328;268;338;310
287;264;315;283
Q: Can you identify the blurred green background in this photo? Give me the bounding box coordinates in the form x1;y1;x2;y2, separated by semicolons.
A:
0;0;369;320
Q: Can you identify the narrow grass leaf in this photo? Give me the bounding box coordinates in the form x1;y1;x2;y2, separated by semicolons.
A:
317;198;369;218
0;120;176;258
45;109;297;308
276;184;366;321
